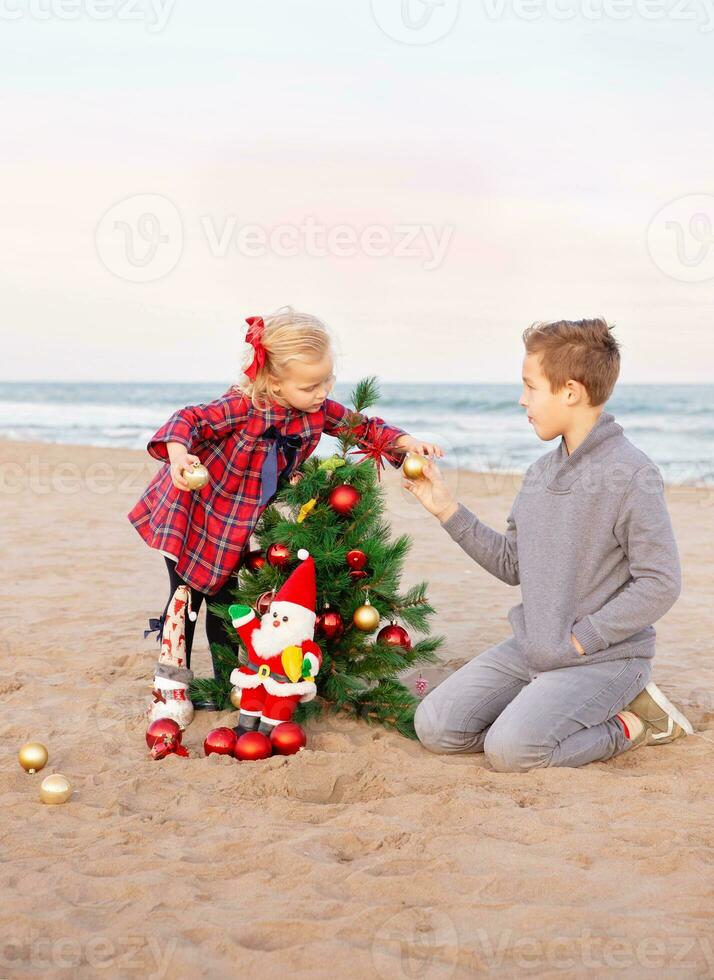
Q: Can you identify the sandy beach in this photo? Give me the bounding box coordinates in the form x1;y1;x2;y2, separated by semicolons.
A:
2;438;713;979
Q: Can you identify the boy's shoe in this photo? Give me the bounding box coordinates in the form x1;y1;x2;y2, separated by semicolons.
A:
617;681;694;749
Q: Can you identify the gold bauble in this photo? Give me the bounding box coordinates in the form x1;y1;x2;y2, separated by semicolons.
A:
402;452;427;480
40;773;73;805
229;688;242;710
353;600;381;632
18;742;48;774
183;461;210;491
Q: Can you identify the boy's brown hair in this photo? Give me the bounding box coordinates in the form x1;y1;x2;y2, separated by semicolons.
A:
522;317;621;407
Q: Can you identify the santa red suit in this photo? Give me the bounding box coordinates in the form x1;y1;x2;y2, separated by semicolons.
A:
229;550;322;736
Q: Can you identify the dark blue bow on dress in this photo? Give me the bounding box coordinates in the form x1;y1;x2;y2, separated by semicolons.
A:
144;614;165;642
259;425;302;506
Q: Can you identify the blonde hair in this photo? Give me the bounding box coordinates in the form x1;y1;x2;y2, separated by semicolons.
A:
234;306;334;411
522;317;621;407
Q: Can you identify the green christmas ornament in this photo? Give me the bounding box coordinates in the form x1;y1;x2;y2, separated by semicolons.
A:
318;455;346;472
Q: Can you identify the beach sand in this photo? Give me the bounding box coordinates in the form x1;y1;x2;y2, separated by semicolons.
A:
2;439;713;978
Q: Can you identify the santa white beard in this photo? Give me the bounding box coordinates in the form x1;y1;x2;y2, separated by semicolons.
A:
251;601;316;660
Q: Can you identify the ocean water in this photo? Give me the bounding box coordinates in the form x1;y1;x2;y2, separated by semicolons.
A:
0;382;712;486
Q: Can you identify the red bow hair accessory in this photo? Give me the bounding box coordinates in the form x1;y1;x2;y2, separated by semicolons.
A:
244;316;267;381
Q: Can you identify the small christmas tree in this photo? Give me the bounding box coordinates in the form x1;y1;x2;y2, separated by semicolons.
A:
191;377;445;738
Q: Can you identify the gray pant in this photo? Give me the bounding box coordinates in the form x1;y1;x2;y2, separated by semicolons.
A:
414;636;652;771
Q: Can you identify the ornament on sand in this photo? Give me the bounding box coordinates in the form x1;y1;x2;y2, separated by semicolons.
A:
270;722;306;755
204;727;238;757
40;773;73;805
234;731;272;761
353;596;380;632
402;452;427;480
145;717;189;760
183;460;210;490
147;584;196;729
18;742;48;774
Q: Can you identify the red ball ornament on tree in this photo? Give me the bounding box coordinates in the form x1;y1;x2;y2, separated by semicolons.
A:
349;569;369;581
266;543;291;568
244;549;266;572
270;722;307;756
204;727;238;757
346;548;368;570
316;608;344;641
328;484;361;516
234;731;273;761
377;621;412;651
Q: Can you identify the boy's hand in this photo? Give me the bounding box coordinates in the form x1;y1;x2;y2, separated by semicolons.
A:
167;442;201;491
402;459;458;522
394;434;444;459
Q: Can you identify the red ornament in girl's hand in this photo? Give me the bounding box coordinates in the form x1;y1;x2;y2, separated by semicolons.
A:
266;543;291;568
204;727;238;757
328;484;361;515
234;731;273;761
270;722;307;755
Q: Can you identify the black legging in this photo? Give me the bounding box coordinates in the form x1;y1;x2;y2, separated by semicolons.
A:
161;556;241;672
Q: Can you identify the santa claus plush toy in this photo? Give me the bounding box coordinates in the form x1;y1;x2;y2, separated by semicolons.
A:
229;549;322;737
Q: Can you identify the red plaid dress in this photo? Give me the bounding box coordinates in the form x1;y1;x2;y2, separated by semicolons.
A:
127;391;407;595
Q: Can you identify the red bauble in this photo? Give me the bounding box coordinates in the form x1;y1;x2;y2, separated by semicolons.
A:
316;608;344;641
328;484;361;515
346;548;368;570
234;731;273;761
349;569;369;581
377;622;412;651
145;718;187;759
146;717;181;749
204;727;238;757
245;549;266;572
270;722;307;756
266;543;291;568
256;590;275;616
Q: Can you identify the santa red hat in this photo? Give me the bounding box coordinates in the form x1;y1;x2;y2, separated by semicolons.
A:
273;549;316;613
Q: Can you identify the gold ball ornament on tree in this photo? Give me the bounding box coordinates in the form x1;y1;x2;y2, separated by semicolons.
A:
183;461;210;491
229;688;242;710
18;742;48;774
402;452;427;480
40;773;73;805
353;597;380;632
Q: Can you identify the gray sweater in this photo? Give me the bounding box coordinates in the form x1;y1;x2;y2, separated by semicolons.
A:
441;410;681;672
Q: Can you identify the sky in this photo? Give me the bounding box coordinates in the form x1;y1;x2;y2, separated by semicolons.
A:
1;0;713;383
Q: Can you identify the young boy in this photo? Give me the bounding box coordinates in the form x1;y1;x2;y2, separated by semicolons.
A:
405;318;694;771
